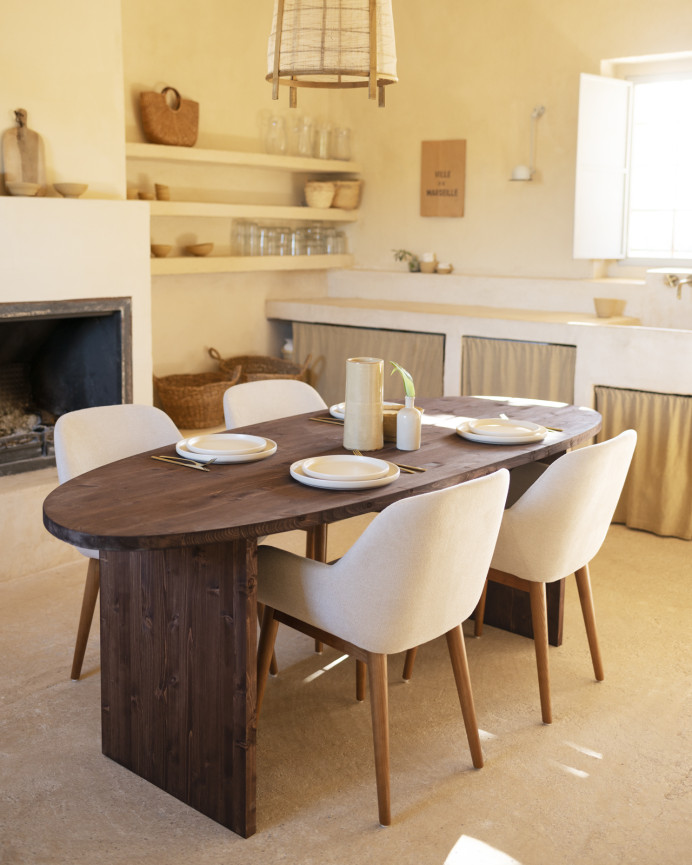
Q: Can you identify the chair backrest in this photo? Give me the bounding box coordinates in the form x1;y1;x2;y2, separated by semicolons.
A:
491;430;637;582
308;469;510;655
54;404;181;483
223;379;327;428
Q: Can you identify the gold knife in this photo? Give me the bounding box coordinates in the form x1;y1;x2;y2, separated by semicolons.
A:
151;455;211;471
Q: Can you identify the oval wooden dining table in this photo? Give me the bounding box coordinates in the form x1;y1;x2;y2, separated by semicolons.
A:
43;395;601;837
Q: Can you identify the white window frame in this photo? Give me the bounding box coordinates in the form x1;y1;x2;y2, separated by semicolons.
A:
574;57;692;266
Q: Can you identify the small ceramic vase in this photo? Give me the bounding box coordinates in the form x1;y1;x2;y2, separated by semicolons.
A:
396;396;421;451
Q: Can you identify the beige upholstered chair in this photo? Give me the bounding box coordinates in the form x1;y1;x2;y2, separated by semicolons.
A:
54;404;181;680
473;430;637;724
223;378;327;429
224;378;330;661
256;469;510;826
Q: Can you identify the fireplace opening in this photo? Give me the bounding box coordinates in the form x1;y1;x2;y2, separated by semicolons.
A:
0;298;132;475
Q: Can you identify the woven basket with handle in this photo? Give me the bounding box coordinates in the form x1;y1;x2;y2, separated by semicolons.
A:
208;348;311;384
153;366;240;429
140;86;199;147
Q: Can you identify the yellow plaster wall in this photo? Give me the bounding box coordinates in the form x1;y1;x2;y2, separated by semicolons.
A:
0;0;126;198
336;0;692;279
121;0;351;374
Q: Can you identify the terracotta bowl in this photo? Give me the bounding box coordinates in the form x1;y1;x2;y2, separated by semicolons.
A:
151;244;172;258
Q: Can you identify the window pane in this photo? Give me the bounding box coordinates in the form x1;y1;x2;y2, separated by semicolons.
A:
628;210;673;255
627;75;692;259
673;211;692;257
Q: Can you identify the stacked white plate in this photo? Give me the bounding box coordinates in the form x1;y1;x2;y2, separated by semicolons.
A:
176;433;277;463
291;454;399;489
456;417;548;445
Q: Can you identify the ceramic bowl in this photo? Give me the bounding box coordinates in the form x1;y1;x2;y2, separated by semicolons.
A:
594;297;626;318
54;182;88;198
7;181;40;197
151;244;172;258
185;243;214;257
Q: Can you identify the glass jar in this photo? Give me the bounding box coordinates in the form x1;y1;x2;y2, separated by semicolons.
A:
335;230;347;255
291;115;314;157
265;115;287;155
313;123;331;159
332;127;352;161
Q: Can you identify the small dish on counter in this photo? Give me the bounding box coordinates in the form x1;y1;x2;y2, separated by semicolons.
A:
185;243;214;256
54;182;88;198
7;181;41;197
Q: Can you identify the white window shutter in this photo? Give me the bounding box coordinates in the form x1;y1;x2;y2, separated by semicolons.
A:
573;73;632;259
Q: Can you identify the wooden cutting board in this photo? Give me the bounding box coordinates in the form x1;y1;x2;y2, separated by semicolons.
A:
2;110;46;193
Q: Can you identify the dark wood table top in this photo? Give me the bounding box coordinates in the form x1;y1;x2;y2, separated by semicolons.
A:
43;396;601;552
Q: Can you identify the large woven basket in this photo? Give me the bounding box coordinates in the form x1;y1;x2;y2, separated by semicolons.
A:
154;366;241;429
208;348;311;384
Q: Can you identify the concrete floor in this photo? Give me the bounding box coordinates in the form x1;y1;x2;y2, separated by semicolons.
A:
1;518;690;865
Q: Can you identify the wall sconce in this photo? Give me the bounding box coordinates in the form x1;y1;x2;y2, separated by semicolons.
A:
510;105;546;181
266;0;398;108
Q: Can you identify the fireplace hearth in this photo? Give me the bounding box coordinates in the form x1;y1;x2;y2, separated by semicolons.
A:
0;298;132;475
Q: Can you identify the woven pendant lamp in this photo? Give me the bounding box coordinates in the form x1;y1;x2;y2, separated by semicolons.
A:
267;0;397;107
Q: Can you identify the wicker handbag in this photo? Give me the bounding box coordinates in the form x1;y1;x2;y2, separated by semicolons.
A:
140;87;199;147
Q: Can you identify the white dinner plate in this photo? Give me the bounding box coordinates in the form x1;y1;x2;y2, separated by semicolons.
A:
456;422;547;445
186;433;268;456
301;454;390;482
465;417;546;438
176;438;277;463
329;401;403;419
290;459;400;490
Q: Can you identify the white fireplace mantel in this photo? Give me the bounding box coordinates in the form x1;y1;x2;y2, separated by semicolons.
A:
0;197;152;403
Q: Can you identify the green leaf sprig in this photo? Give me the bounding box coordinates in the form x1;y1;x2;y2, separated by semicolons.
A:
389;361;415;398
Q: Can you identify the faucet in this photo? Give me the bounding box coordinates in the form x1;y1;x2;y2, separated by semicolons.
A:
664;273;692;299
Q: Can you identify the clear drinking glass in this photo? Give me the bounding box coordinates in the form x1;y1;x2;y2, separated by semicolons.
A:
292;227;307;256
232;220;247;256
246;222;260;256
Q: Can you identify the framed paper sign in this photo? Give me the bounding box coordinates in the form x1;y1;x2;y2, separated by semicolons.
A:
420;139;466;217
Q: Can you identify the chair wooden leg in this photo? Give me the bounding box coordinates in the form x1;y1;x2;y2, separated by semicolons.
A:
574;564;604;681
445;626;484;768
474;578;488;637
401;647;417;681
257;601;279;676
356;659;367;702
528;582;552;724
366;652;391;826
70;558;100;681
306;524;328;653
257;605;280;719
